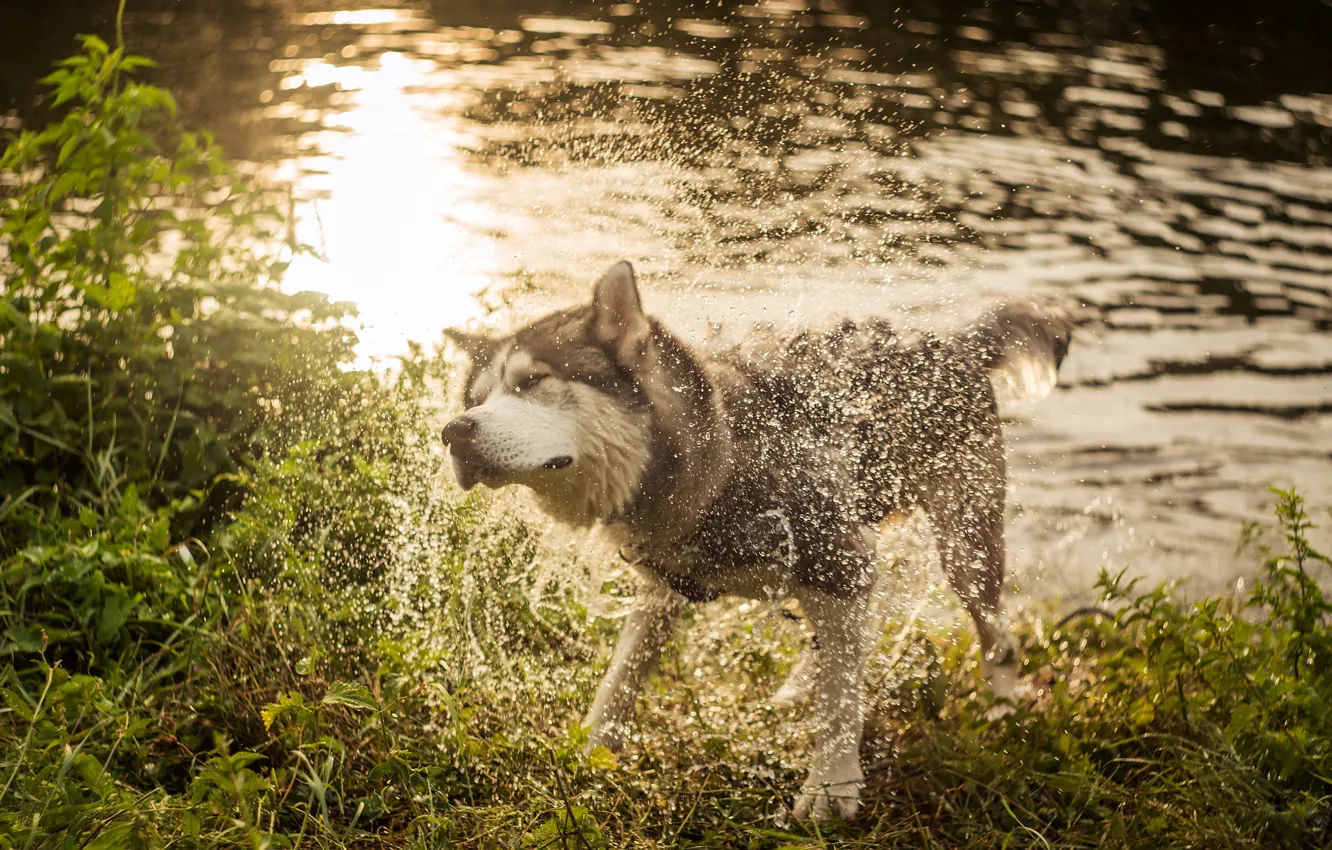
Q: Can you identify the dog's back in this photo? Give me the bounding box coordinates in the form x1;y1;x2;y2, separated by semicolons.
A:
715;303;1074;528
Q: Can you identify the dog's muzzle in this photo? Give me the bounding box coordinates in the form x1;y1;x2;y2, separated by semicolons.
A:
440;414;574;489
441;415;493;490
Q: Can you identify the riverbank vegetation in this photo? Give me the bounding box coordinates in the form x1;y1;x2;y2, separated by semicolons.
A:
2;36;1330;849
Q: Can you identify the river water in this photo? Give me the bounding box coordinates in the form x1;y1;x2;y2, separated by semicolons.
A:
3;0;1330;607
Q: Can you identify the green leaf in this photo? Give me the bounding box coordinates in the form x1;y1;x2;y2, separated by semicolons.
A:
0;400;17;432
120;55;158;72
48;172;81;203
1;688;35;722
95;593;134;644
79;34;110;55
107;272;137;311
367;756;404;783
523;807;605;849
261;691;306;730
182;811;201;837
0;299;30;331
1225;703;1261;744
83;822;133;850
56;133;83;167
81;282;112;306
322;681;378;712
227;751;268;771
47;374;93;388
120;485;141;518
3;627;46;654
586;745;617;770
135;85;177;115
52;83;79;108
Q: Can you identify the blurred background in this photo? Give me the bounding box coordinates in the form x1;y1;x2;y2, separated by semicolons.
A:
3;0;1329;607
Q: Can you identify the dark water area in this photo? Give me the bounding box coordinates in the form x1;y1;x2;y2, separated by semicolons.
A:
3;0;1330;607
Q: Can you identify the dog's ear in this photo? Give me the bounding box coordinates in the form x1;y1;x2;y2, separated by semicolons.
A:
442;327;493;361
591;261;652;368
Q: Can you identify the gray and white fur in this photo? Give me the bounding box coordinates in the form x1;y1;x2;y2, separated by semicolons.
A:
441;262;1074;820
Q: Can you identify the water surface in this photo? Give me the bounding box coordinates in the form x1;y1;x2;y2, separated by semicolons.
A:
4;0;1330;604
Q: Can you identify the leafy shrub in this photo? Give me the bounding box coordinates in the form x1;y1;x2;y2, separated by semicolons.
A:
0;33;359;555
878;486;1332;847
0;483;203;667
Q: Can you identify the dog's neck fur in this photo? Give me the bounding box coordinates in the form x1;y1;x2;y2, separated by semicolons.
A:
530;384;654;526
607;329;737;549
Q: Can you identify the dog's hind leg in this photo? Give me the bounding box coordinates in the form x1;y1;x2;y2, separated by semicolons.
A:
774;534;889;709
931;495;1019;706
771;643;818;707
583;583;685;753
792;580;871;821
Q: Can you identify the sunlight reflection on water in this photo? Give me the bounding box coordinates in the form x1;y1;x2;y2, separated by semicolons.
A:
278;47;494;361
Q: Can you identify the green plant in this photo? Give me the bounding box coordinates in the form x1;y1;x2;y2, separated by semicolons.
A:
878;486;1332;847
0;32;358;555
0;483;205;668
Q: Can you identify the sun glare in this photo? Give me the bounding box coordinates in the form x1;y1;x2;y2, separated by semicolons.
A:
280;47;495;363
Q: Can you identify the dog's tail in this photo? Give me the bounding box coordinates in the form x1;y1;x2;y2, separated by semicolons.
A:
962;300;1074;404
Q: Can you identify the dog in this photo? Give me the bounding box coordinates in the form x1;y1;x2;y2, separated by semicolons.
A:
440;261;1073;820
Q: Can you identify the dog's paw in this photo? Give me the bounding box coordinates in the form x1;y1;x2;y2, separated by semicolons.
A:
792;764;863;821
980;656;1034;720
582;721;626;755
980;658;1019;701
980;635;1023;699
770;653;817;707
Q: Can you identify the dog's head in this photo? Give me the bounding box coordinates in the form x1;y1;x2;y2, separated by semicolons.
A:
440;261;676;525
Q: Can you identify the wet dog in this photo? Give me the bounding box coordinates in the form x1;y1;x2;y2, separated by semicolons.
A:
441;262;1073;820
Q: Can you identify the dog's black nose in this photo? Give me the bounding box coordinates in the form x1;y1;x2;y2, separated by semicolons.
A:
543;455;574;470
441;416;476;446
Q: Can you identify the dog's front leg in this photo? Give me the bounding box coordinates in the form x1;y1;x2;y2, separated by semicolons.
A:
582;584;685;753
792;587;868;821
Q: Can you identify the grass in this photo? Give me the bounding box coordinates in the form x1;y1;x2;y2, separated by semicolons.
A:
3;480;1330;849
2;25;1332;850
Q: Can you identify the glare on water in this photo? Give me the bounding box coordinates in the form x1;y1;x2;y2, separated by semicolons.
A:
277;46;495;358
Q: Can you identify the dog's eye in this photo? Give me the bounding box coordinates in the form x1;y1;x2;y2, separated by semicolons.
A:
514;374;547;393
